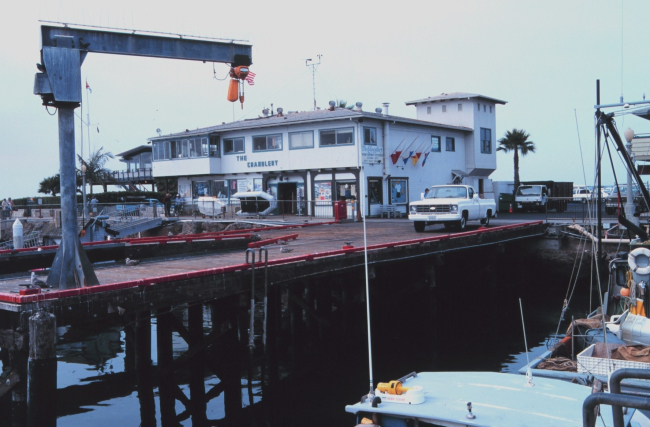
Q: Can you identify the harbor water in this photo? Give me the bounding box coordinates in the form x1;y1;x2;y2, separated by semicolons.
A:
1;252;596;426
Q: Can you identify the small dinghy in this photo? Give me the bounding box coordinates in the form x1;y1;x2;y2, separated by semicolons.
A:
232;191;277;216
197;197;227;217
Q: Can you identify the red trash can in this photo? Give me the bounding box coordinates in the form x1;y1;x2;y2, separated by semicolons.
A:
334;201;347;220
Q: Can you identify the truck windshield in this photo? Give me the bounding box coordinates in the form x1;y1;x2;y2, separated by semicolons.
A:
516;186;541;196
427;186;467;199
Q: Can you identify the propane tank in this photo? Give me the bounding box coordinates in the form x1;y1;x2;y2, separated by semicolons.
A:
12;219;23;249
227;79;239;102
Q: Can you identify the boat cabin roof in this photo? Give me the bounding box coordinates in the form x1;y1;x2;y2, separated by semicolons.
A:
345;372;622;426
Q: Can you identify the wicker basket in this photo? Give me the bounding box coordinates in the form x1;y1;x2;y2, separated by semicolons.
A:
577;344;650;376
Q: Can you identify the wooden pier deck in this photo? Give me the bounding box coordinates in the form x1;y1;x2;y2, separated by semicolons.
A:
0;220;544;320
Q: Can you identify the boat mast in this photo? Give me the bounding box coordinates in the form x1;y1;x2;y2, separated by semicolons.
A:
361;166;375;398
597;80;602;263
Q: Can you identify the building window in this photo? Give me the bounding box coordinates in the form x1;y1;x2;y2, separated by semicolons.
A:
223;137;245;154
446;137;455;152
483;105;486;112
253;134;282;152
153;141;170;160
458;103;462;111
209;136;220;157
319;128;354;146
289;131;314;149
431;136;441;152
192;181;208;199
363;127;377;145
389;178;408;205
480;128;492;154
442;105;447;113
427;106;431;114
477;103;480;111
490;105;493;113
189;138;203;158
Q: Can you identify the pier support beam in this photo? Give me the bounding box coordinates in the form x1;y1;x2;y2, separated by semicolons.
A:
211;297;241;422
156;308;177;426
135;310;155;427
10;325;28;427
188;304;207;425
26;312;56;427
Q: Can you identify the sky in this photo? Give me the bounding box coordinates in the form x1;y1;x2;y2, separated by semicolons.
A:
2;0;650;198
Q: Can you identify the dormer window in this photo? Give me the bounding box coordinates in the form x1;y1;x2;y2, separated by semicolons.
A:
458;103;462;111
442;105;447;113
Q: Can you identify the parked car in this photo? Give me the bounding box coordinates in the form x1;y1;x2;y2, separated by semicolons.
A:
605;186;648;215
573;188;592;203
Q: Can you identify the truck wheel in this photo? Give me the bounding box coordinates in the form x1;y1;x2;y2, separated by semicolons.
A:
414;222;425;232
481;211;491;227
457;213;467;231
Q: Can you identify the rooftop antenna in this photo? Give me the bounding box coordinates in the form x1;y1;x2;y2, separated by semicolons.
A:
305;55;322;111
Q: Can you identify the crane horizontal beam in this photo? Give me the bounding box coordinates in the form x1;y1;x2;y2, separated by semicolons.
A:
41;25;252;65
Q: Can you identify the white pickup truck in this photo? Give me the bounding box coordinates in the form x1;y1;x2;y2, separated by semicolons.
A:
408;185;496;232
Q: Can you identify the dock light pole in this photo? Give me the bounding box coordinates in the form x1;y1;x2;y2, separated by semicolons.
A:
624;127;639;227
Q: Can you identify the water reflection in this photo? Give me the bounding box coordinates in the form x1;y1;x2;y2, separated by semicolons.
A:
41;251;592;426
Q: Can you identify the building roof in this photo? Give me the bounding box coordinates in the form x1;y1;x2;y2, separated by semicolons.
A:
148;108;473;141
405;92;507;106
116;145;152;158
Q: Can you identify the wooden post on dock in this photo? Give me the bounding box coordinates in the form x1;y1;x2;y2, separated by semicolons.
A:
188;304;207;425
156;308;176;425
135;310;155;427
26;311;56;427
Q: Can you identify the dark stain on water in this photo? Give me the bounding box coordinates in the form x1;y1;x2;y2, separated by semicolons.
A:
8;248;597;426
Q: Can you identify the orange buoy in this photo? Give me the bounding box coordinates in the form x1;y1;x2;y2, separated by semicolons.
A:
227;79;239;102
620;287;630;297
509;203;513;213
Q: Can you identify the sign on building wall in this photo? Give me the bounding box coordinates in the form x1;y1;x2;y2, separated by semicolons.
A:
362;144;383;164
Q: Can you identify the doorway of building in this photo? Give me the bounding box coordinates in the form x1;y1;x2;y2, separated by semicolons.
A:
278;183;297;214
478;179;484;198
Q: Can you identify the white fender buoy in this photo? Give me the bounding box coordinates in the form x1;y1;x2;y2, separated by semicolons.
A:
629;248;650;275
12;219;23;249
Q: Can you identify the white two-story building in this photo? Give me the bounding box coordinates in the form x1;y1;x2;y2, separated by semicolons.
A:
148;92;506;216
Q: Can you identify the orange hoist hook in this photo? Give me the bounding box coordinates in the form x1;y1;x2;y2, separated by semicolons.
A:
227;66;250;109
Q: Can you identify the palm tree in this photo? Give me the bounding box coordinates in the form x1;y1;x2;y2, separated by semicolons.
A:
78;147;115;194
38;174;61;196
497;129;536;193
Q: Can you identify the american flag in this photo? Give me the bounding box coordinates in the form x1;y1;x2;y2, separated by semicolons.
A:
85;80;92;93
245;71;256;86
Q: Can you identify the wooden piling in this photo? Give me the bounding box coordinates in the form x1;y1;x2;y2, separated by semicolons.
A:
10;317;28;427
211;297;241;421
188;303;207;425
26;311;56;427
156;308;176;425
135;310;155;427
